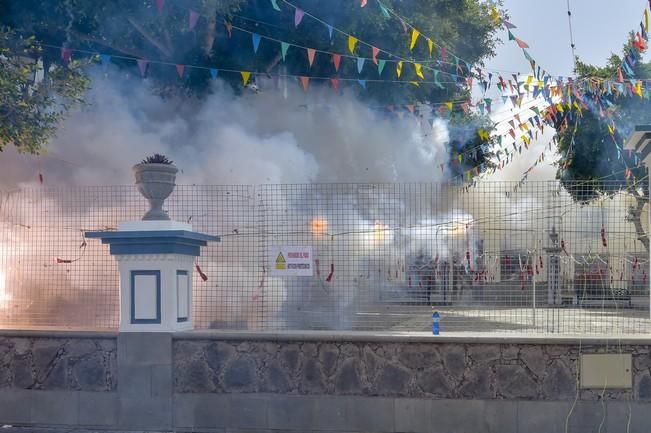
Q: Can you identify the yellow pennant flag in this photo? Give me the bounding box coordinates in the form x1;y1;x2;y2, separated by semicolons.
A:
636;81;643;97
526;75;533;86
348;36;358;54
409;81;420;87
458;154;462;163
241;71;251;86
396;61;403;78
446;101;453;111
646;9;649;32
607;124;615;135
414;63;424;79
556;103;564;113
427;39;434;57
410;29;420;50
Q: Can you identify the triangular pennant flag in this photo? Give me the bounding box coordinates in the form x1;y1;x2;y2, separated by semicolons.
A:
515;38;529;49
224;20;233;38
100;54;111;66
299;76;309;92
361;0;367;6
357;57;365;73
396;61;403;78
281;42;290;61
414;63;424;79
410;29;420;50
307;48;316;67
378;59;386;75
428;39;434;57
400;18;407;34
327;24;333;40
372;46;380;65
189;9;200;30
210;68;219;79
348;36;358;54
270;0;281;11
332;54;341;71
378;1;390;18
155;0;165;13
646;9;650;32
406;104;414;113
175;64;185;79
241;71;251;86
60;47;72;65
508;30;515;41
137;59;148;77
294;8;305;27
252;33;262;53
358;79;366;88
446;101;453;111
502;20;516;29
440;47;447;61
330;78;340;90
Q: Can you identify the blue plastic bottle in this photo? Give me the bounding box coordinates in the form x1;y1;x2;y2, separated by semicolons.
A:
432;310;440;335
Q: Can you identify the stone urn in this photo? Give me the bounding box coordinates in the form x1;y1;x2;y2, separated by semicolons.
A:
133;155;178;221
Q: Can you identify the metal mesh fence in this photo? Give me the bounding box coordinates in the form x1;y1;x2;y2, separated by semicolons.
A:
0;181;649;334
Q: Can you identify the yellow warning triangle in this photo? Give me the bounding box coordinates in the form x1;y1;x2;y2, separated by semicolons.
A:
275;252;286;264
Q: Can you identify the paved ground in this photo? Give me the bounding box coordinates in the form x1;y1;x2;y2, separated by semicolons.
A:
354;305;651;335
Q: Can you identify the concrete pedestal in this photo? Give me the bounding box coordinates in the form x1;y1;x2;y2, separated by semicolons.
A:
86;220;218;332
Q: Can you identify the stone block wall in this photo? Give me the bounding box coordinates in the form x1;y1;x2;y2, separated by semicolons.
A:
0;335;117;391
173;338;650;401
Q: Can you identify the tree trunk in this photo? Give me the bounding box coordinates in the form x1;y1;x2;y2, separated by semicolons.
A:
630;191;649;253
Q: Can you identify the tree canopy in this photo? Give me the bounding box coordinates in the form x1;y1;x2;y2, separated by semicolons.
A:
0;0;502;167
553;36;651;250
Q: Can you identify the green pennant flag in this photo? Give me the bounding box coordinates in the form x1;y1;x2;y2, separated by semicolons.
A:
378;1;390;18
378;59;386;75
508;30;515;41
270;0;281;11
281;42;289;61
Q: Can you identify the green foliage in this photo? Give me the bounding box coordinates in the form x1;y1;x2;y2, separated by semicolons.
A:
140;153;174;164
0;27;89;154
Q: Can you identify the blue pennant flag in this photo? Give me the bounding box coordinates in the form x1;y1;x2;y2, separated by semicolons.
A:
252;33;261;53
358;79;366;89
210;68;219;79
327;24;333;40
100;54;111;66
357;57;365;74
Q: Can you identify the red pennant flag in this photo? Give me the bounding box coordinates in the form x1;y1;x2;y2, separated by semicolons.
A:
515;37;529;49
330;78;340;90
189;9;200;30
175;64;185;79
299;76;309;91
196;264;208;281
325;263;335;282
137;59;148;77
372;46;380;65
361;0;367;6
332;53;341;71
155;0;165;13
60;47;72;65
306;48;316;67
406;104;414;113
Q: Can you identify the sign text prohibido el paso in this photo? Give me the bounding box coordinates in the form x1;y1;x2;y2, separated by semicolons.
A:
270;246;313;277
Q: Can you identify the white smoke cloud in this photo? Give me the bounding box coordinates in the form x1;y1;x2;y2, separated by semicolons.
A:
0;70;450;187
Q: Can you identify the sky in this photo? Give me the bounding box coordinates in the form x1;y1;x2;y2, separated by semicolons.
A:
489;0;646;77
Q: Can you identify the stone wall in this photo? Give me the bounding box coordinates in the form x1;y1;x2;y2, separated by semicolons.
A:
0;335;117;392
174;338;650;401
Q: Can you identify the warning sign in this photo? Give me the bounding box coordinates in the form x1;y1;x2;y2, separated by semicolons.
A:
269;246;313;276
